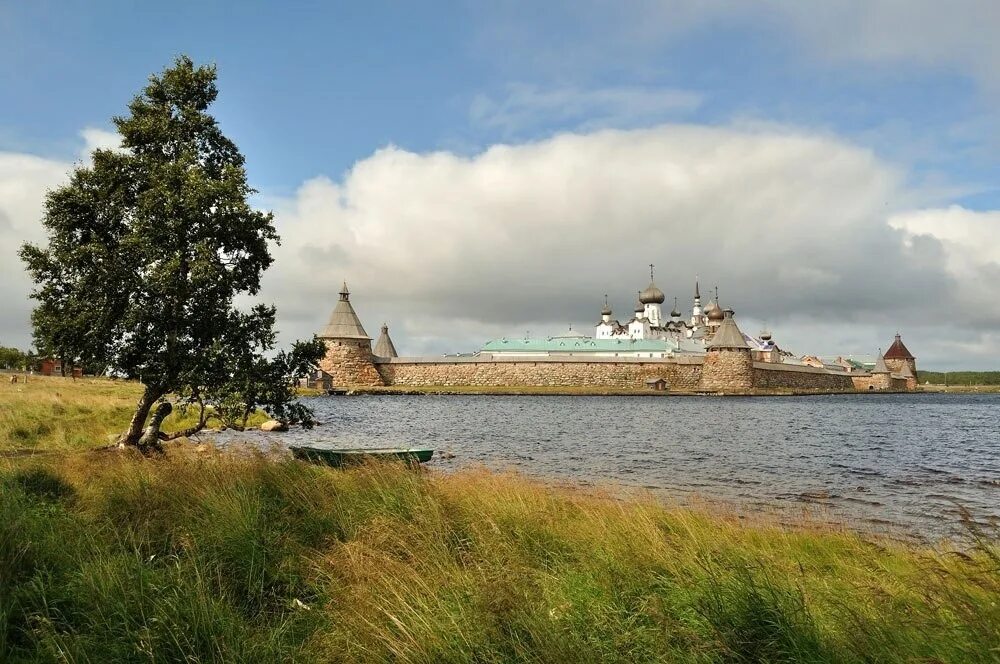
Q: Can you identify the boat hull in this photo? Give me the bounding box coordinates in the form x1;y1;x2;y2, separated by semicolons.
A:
290;446;434;467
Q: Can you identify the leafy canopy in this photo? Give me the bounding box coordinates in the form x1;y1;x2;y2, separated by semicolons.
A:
20;56;322;444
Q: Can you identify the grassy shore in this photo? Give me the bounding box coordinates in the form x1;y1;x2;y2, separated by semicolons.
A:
920;384;1000;393
1;377;998;661
0;375;269;453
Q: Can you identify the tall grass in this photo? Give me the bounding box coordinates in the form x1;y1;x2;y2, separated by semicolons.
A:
1;453;997;662
0;376;266;452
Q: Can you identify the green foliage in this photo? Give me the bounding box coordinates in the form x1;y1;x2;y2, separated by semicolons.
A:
918;370;1000;385
1;456;997;662
0;346;32;371
211;337;327;429
19;56;319;445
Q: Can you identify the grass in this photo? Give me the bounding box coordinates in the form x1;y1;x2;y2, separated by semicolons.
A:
0;454;997;662
0;375;268;453
921;384;1000;393
1;376;998;661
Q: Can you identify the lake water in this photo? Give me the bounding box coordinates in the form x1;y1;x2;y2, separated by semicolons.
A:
229;393;1000;540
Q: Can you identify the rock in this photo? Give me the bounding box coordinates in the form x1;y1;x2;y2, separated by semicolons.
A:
260;420;288;432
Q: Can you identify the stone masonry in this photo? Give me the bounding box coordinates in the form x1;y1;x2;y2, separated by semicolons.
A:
318;339;384;387
375;356;703;390
700;349;755;392
755;363;854;390
317;289;916;393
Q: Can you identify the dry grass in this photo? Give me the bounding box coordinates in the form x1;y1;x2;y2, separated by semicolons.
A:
1;451;997;662
0;375;267;453
1;377;998;661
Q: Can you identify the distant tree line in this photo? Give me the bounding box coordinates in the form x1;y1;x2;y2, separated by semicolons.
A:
0;345;35;371
917;371;1000;386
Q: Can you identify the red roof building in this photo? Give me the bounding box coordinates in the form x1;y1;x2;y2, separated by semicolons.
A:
883;333;914;360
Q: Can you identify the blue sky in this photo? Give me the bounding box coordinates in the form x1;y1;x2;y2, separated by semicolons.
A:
4;2;997;204
2;2;1000;368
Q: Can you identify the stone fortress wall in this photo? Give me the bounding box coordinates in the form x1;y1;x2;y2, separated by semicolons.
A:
317;286;916;394
374;355;704;390
365;354;909;393
317;349;912;393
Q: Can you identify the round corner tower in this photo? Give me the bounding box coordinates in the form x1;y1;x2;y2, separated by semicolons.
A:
699;309;754;392
317;282;384;387
882;333;917;390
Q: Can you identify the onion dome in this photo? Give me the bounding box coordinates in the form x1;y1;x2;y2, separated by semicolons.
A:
634;292;645;314
600;294;612;317
670;297;681;318
639;281;666;305
706;300;724;321
759;329;772;342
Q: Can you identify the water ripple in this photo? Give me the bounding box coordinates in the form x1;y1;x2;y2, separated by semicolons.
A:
219;392;1000;540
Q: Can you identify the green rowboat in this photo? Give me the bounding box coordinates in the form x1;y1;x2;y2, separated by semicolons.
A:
289;445;434;467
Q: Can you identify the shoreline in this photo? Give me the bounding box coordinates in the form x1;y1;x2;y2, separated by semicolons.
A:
329;384;924;397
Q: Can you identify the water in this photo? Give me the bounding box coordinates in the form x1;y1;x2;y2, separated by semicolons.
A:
225;393;1000;540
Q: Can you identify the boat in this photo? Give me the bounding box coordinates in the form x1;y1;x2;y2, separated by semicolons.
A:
289;445;434;467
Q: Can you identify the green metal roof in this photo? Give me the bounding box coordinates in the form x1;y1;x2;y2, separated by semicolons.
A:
482;337;676;353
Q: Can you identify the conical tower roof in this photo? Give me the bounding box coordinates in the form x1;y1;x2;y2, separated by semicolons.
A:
897;362;914;378
884;333;914;360
872;351;890;373
320;282;370;340
707;310;749;349
373;323;398;358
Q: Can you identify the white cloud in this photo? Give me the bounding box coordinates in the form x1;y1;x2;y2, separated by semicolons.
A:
0;152;71;347
4;123;1000;369
0;127;120;347
79;127;123;159
889;206;1000;325
258;123;1000;367
470;84;702;136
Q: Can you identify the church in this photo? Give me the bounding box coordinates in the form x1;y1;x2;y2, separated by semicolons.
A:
485;267;781;362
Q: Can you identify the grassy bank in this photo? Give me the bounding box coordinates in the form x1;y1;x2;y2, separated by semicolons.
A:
2;377;998;661
1;452;998;662
920;384;1000;393
0;375;270;453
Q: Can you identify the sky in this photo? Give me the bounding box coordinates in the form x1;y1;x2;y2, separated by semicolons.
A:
1;1;999;370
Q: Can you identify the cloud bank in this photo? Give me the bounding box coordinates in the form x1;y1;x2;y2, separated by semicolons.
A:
2;124;999;369
261;124;999;367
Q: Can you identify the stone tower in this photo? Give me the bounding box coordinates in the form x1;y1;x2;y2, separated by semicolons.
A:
868;350;893;391
373;323;399;359
883;333;917;389
317;282;384;387
700;309;754;391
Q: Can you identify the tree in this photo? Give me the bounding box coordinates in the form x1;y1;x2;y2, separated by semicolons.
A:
0;345;30;371
20;56;323;450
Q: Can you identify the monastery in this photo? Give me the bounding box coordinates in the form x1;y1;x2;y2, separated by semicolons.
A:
316;273;917;394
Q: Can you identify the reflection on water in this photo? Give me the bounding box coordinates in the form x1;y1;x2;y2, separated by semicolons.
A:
220;393;1000;540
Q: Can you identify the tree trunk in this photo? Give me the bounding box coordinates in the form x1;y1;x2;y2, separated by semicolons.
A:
161;398;208;440
119;386;163;448
138;402;173;451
